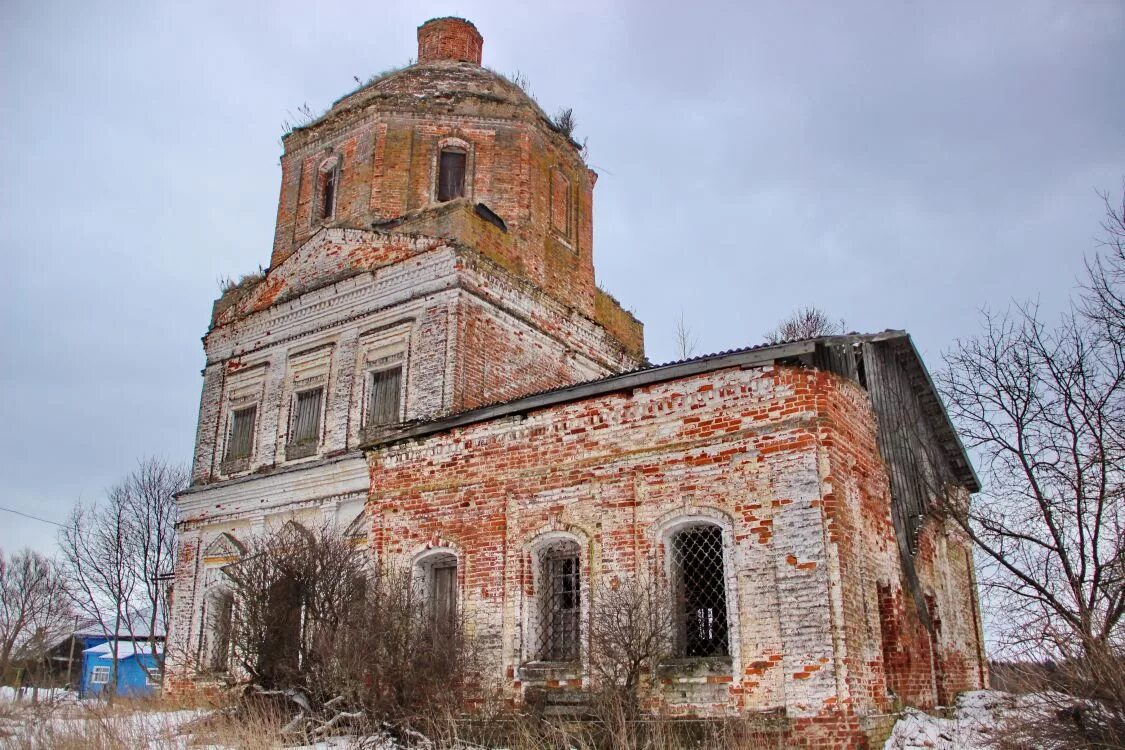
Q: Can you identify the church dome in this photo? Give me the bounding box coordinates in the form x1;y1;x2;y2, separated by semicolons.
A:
302;18;553;136
328;60;549;125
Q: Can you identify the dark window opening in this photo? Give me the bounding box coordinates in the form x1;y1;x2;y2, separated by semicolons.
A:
533;541;581;662
671;525;729;657
225;406;256;462
366;367;403;428
259;577;303;687
438;149;466;201
318;161;339;222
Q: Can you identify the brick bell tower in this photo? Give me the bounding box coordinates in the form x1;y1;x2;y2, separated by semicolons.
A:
191;17;645;486
256;16;643;362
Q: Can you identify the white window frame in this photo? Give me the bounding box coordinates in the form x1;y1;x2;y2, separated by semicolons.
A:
90;664;111;685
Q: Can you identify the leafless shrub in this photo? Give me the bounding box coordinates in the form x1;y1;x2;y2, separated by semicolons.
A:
280;102;317;137
217;269;265;297
220;524;477;742
589;573;673;725
763;305;846;344
506;69;533;96
552;107;577;139
990;651;1125;749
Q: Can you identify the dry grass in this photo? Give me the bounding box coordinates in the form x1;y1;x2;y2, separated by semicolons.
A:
0;694;798;750
0;692;295;750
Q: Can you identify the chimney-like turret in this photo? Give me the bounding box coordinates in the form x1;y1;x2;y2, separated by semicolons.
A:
417;17;483;65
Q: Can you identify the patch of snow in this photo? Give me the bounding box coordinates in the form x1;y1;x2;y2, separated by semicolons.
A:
0;687;74;703
84;640;164;659
884;690;1015;750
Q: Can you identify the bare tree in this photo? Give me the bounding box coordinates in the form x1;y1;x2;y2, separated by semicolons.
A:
764;305;845;344
58;457;186;698
937;190;1125;746
674;311;700;359
0;549;71;682
1083;185;1125;345
940;304;1124;657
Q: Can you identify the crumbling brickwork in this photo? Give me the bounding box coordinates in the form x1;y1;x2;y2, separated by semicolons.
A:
168;17;987;748
363;362;985;747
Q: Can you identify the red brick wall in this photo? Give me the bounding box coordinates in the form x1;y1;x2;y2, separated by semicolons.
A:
417;18;483;65
266;46;613;339
364;363;986;745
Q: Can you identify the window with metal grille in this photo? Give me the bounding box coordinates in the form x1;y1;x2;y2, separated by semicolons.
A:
437;149;466;201
670;524;729;657
532;540;581;662
366;367;402;428
291;388;323;446
225;406;256;461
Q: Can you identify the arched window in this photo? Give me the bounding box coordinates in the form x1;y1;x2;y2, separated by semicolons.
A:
532;538;581;662
414;550;458;630
668;524;729;657
437;147;466;201
315;156;341;223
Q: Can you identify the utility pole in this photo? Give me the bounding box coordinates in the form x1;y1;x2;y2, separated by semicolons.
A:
65;615;78;691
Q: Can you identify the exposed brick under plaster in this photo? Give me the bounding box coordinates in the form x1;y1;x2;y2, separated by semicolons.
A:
168;18;987;749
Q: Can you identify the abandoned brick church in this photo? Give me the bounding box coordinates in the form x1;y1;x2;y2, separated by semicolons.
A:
167;17;988;746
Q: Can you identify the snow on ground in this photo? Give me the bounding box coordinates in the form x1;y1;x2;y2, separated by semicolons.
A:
883;689;1063;750
0;708;202;749
0;687;1054;749
0;687;73;703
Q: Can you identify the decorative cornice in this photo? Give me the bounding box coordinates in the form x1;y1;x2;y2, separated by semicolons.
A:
178;453;370;520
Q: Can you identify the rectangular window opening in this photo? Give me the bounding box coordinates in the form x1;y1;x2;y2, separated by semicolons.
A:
438;150;466;201
366;367;403;429
225;406;257;462
289;388;324;454
90;665;110;685
209;593;234;673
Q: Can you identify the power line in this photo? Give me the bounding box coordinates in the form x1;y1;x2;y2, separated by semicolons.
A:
0;505;64;527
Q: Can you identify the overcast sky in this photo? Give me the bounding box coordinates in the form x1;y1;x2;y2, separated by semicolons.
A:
1;0;1122;555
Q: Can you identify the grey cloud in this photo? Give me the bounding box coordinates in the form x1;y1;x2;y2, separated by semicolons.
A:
0;0;1121;553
